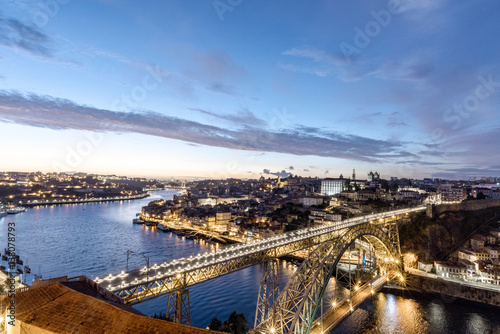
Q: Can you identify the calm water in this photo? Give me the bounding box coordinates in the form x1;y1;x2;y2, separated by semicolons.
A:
1;189;499;332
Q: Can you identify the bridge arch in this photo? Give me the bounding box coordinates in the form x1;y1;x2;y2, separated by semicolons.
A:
256;223;401;334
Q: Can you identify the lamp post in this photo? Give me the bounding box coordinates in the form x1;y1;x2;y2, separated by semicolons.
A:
127;250;150;282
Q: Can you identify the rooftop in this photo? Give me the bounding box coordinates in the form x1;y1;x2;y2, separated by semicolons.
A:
3;279;220;334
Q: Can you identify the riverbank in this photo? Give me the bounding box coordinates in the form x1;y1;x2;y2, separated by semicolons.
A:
407;272;500;307
381;270;500;308
21;193;150;207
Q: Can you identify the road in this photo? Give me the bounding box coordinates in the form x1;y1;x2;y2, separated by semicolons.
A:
310;273;389;334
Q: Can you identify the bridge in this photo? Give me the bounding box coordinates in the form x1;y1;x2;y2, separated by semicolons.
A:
95;206;426;332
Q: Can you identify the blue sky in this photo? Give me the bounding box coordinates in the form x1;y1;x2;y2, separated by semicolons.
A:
0;0;499;180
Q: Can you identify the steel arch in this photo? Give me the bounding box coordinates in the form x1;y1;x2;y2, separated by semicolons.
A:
256;223;401;334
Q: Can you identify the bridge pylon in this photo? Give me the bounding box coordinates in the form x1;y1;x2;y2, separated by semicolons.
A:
166;288;191;325
255;259;280;329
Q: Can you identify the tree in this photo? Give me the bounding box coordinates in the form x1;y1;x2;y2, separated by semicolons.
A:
151;312;171;322
221;311;249;334
477;192;486;200
208;317;223;331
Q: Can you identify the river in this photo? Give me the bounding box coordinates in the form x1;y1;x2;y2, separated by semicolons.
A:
1;189;499;333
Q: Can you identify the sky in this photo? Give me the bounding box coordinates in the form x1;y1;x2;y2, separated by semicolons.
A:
0;0;499;180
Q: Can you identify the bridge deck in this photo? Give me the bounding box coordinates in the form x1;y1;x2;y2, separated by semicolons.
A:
96;207;425;304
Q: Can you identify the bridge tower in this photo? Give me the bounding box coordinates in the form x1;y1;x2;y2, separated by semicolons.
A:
166;288;191;325
255;259;280;329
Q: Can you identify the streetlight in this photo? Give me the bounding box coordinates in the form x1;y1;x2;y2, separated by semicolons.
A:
127;250;150;282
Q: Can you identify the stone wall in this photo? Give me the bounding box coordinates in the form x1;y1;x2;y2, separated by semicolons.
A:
427;199;500;218
409;274;500;307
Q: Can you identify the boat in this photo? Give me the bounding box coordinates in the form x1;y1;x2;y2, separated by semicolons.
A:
145;221;158;227
133;218;145;224
157;224;170;232
6;206;26;214
185;234;196;240
0;211;7;218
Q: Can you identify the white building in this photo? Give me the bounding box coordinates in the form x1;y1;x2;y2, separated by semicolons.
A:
298;196;324;207
321;177;348;196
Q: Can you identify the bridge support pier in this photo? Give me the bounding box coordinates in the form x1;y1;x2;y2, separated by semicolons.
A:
254;259;280;329
166;288;191;325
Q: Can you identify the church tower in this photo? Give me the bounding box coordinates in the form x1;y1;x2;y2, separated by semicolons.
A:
352;169;356;180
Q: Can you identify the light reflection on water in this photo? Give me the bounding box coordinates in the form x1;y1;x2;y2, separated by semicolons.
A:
1;191;500;331
331;292;500;334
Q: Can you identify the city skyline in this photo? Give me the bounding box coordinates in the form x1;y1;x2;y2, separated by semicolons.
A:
1;1;499;180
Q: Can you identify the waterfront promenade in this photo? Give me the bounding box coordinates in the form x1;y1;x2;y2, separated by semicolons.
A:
21;193;149;207
406;268;500;292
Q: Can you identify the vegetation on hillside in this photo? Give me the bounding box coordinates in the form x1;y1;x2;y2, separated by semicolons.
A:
399;207;500;262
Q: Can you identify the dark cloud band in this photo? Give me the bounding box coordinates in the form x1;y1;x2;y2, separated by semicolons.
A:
0;90;409;162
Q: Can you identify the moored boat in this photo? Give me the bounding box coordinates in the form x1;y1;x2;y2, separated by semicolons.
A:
132;218;145;224
0;211;7;218
6;206;27;214
145;221;158;227
157;224;170;232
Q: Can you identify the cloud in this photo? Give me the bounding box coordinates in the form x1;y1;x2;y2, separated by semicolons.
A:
190;107;266;127
0;16;54;58
278;63;332;77
282;44;435;83
378;58;434;81
288;166;294;170
263;169;292;178
204;82;238;96
387;121;407;127
0;91;411;162
282;46;344;65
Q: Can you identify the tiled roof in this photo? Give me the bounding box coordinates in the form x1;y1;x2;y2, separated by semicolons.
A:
7;281;220;334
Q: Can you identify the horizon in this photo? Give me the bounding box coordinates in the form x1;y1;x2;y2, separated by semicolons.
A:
2;169;498;183
1;1;499;180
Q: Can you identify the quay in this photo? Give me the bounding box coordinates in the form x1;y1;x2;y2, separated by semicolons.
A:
21;193;150;207
140;216;242;245
402;268;500;307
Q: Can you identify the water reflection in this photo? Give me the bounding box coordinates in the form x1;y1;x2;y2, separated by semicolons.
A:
2;192;500;332
331;292;500;334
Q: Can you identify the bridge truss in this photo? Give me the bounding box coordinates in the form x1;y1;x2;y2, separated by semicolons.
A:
98;207;423;326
